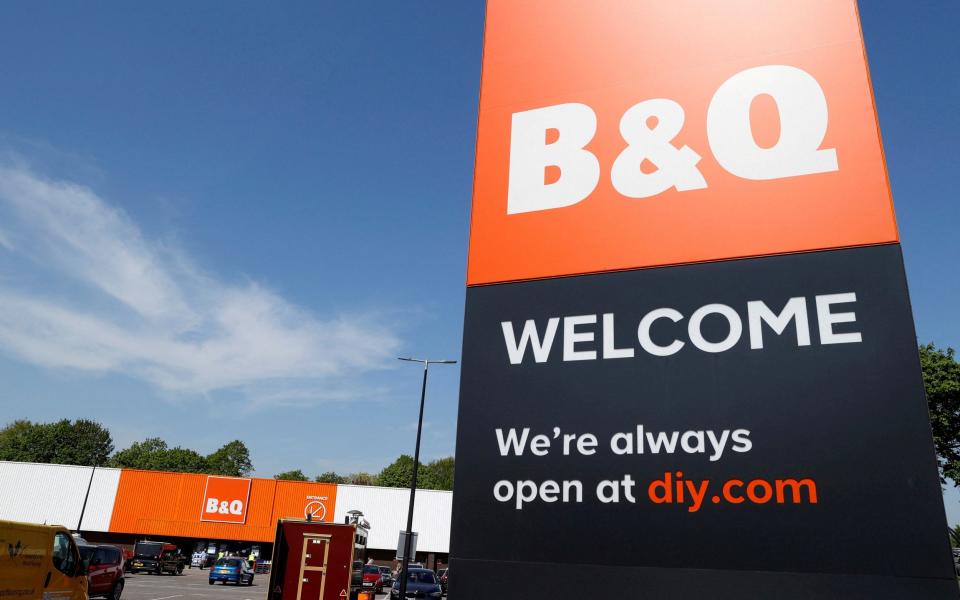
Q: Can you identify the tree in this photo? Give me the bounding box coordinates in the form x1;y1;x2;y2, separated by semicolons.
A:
377;455;415;488
375;455;455;490
109;437;167;470
275;469;309;481
921;343;960;484
949;524;960;548
0;419;113;466
164;447;209;473
345;472;377;486
206;440;253;477
0;420;37;462
110;438;207;473
420;457;455;491
57;420;115;466
316;471;347;484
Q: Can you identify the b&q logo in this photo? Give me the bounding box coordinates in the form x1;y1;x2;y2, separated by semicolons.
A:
507;65;837;215
467;0;898;285
200;476;252;524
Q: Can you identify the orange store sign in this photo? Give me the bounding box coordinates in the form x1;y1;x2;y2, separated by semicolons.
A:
108;470;338;542
467;0;896;285
200;476;252;524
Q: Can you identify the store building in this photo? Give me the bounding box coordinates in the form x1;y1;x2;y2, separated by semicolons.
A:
0;460;452;569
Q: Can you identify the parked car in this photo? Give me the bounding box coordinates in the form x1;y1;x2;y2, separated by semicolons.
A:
437;568;448;595
128;541;184;575
351;561;364;595
0;519;88;600
378;566;394;587
209;558;255;586
362;565;383;593
391;568;442;599
120;547;134;571
78;544;125;599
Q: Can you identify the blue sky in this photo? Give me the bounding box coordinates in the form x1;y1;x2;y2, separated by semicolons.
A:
0;2;958;519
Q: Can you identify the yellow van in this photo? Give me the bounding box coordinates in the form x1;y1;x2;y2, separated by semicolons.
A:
0;519;88;600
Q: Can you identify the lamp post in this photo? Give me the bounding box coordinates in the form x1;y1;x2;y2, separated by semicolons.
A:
396;357;456;600
77;460;98;533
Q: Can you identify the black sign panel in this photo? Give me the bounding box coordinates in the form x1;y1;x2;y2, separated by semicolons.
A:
449;244;955;598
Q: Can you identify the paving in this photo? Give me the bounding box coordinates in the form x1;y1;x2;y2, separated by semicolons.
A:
121;567;264;600
120;566;367;600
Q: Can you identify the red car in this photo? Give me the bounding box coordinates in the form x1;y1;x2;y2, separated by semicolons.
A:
78;544;125;600
438;568;448;596
362;565;383;593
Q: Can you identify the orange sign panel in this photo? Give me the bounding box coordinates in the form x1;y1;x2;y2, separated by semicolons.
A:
200;476;252;524
109;470;338;543
467;0;897;285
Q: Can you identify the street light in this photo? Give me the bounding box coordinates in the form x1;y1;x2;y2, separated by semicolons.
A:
77;458;100;534
396;357;456;600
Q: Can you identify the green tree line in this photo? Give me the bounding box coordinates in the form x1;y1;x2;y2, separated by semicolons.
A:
2;343;956;495
273;455;455;491
0;420;253;477
0;419;454;490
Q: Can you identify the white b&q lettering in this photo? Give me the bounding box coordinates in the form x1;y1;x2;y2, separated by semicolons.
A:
206;498;244;515
611;98;707;198
506;65;839;214
508;103;599;215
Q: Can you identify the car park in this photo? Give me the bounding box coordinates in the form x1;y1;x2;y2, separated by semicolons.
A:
208;557;255;586
78;543;125;600
391;568;442;599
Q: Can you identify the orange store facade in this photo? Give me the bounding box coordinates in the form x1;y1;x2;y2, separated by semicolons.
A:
0;461;453;567
108;469;338;543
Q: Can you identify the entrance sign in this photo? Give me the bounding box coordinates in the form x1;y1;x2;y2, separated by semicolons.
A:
451;1;954;598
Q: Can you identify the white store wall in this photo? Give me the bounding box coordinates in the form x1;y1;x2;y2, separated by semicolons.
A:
334;484;452;553
0;461;120;531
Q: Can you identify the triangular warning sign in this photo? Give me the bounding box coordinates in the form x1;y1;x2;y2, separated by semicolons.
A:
339;590;347;598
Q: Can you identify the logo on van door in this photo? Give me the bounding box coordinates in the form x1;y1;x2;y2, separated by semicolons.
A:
200;476;252;524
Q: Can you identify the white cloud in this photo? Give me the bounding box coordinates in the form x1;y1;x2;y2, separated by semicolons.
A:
0;164;402;406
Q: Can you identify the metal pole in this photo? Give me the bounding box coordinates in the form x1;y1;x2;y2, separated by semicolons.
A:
398;362;429;600
77;463;96;533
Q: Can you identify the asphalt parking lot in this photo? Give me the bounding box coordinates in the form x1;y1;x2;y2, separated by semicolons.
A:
121;567;268;600
121;568;396;600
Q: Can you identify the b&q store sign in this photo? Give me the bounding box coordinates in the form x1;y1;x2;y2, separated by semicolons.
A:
109;471;337;542
451;1;955;598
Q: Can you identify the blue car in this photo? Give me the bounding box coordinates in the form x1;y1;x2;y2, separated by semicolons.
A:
208;558;254;586
391;568;442;599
